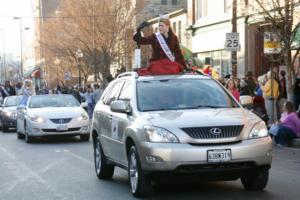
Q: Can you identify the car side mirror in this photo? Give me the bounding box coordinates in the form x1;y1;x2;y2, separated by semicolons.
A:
110;100;131;114
239;95;253;109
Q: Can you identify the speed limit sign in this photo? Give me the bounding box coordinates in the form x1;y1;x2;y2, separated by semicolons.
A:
225;32;240;51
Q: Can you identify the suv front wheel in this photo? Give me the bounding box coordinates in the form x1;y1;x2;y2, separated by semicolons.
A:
94;137;114;179
241;170;269;190
128;145;153;197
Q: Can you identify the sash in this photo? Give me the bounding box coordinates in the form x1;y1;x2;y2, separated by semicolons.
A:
155;32;175;62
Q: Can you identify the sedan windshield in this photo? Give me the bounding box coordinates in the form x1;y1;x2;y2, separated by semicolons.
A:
137;79;239;111
29;95;80;108
5;96;22;107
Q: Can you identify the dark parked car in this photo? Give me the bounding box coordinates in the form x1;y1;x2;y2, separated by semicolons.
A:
0;96;22;132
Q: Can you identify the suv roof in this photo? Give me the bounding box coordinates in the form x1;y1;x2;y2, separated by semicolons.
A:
116;72;210;81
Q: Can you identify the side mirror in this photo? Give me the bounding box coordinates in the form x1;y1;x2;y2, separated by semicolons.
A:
239;95;253;109
110;100;131;114
81;102;88;108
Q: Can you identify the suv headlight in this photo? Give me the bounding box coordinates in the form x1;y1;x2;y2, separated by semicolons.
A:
28;114;44;123
249;121;268;139
77;113;89;121
144;125;179;143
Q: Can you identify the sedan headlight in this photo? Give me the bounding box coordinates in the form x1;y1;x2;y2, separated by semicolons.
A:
4;110;13;117
144;125;179;143
77;113;89;121
28;114;44;123
249;121;269;139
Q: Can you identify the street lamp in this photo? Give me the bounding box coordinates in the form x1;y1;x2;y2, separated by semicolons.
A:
76;49;83;87
13;17;30;80
54;57;61;84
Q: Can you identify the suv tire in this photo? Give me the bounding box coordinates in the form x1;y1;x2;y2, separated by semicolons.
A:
128;146;153;197
241;170;269;190
94;137;114;179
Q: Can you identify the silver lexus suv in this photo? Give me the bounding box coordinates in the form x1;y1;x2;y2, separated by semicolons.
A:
91;72;272;197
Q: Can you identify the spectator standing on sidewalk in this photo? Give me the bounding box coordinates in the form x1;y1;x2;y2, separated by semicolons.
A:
92;84;103;105
293;74;300;111
80;85;95;118
262;71;280;124
15;82;23;96
245;71;256;97
225;79;240;101
1;80;16;98
279;70;287;113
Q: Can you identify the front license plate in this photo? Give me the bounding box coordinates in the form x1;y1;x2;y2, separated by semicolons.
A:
56;125;68;131
207;149;232;163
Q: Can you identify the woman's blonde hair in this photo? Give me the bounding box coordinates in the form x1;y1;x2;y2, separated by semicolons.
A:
159;18;171;27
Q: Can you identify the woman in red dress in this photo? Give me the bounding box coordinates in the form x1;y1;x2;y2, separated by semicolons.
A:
133;17;186;74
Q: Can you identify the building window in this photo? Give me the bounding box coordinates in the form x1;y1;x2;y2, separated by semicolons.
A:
197;50;230;77
172;0;177;5
195;0;207;20
161;0;167;5
173;22;177;35
224;0;232;13
178;21;182;43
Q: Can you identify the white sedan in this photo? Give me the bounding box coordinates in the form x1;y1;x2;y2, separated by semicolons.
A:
17;94;90;143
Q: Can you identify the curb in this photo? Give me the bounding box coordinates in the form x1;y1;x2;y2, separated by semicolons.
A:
288;139;300;148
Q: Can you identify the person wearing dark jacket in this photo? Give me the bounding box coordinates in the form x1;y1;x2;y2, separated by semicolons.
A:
133;16;186;70
294;76;300;110
1;81;16;98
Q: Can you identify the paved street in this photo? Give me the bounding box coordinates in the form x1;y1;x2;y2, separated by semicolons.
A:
0;131;299;200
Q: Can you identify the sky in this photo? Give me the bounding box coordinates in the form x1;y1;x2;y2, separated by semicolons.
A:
0;0;35;57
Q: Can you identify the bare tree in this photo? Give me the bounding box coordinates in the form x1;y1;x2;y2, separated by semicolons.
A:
43;0;136;85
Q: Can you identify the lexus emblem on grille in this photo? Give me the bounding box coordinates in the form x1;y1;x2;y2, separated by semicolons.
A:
59;119;64;124
210;128;222;135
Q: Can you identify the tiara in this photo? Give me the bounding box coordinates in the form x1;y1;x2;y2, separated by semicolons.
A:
159;14;169;20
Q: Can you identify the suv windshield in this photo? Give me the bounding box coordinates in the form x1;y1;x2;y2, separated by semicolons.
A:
5;96;22;107
29;95;80;108
137;79;239;111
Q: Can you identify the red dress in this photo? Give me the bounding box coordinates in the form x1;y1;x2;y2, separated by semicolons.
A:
133;32;186;75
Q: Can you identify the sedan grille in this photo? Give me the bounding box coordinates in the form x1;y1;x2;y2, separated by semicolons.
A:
182;125;244;139
42;128;81;133
50;118;72;124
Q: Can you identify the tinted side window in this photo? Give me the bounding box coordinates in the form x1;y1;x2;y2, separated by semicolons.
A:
105;81;124;105
102;84;114;104
118;81;132;102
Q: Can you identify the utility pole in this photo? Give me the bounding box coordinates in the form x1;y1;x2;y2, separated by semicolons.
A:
231;0;237;77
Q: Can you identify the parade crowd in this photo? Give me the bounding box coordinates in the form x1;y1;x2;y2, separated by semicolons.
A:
0;80;104;119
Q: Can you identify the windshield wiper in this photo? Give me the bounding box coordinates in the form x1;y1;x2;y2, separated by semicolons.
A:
186;105;229;109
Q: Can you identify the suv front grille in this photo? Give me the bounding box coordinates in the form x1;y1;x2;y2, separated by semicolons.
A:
182;125;243;139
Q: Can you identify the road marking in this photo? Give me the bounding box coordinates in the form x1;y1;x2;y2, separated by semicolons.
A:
0;146;69;200
63;150;93;165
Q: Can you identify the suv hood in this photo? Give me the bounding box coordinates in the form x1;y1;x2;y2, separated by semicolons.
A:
140;108;260;128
